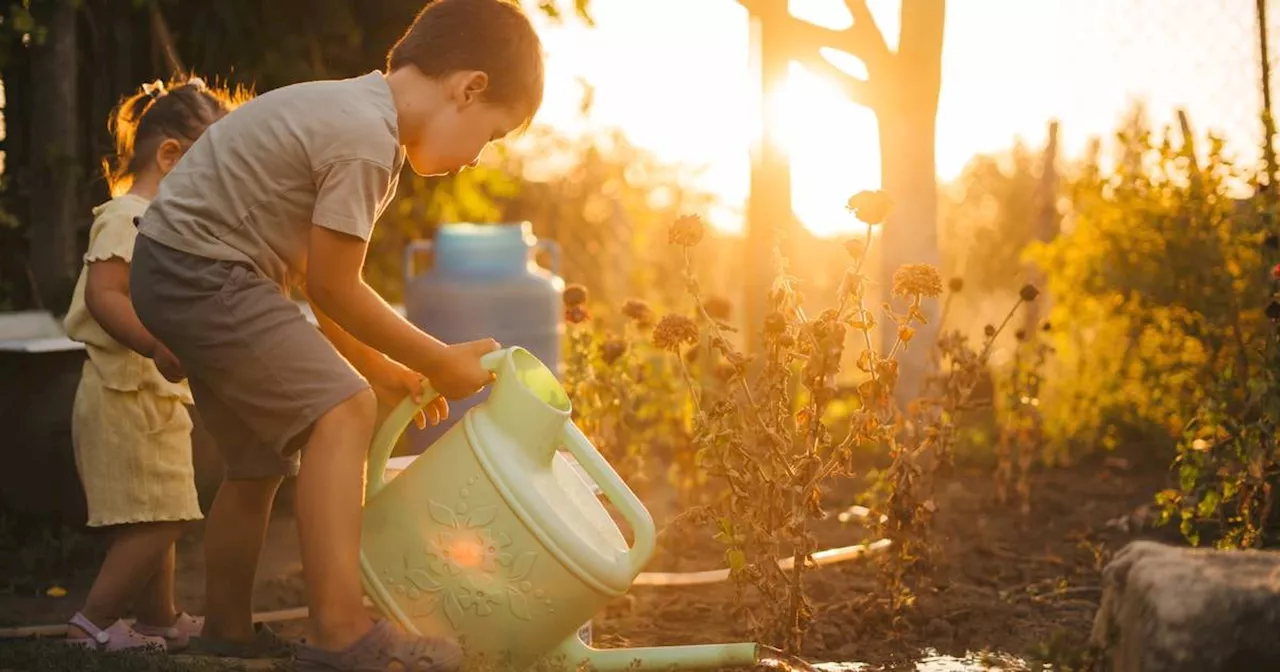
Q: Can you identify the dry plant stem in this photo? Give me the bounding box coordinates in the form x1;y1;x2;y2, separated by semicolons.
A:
680;248;797;480
982;298;1026;362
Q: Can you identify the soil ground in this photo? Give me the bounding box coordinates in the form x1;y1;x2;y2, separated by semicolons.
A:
0;444;1175;671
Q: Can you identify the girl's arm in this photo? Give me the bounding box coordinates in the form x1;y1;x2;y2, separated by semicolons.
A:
84;258;159;357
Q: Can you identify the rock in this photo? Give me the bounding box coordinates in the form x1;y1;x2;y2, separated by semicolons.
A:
1090;540;1280;672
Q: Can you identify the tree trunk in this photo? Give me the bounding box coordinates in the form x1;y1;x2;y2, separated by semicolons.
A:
745;0;794;355
876;0;945;404
29;0;82;314
878;109;940;402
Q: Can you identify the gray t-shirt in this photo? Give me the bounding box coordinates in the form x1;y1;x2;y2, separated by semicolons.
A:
138;71;404;289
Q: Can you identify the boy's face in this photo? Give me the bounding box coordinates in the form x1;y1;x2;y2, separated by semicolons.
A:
405;71;524;177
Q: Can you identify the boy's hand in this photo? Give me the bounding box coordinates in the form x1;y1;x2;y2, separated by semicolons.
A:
368;359;448;430
151;342;186;383
426;339;501;400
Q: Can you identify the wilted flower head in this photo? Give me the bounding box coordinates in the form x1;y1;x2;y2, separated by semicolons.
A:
565;304;590;325
621;299;655;327
669;214;705;247
703;295;733;322
948;277;964;293
891;263;944;299
653;314;699;352
600;337;627;365
984;324;997;338
1019;284;1041;302
844;238;866;259
564;284;589;307
846;190;893;225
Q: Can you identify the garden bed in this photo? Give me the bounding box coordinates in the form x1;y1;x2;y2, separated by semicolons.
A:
0;443;1171;671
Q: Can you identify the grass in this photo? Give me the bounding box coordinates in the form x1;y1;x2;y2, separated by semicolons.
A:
0;638;289;672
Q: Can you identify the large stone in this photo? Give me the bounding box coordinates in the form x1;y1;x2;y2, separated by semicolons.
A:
1091;540;1280;672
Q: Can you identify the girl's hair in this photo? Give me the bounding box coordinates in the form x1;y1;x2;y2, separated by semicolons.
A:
104;74;249;196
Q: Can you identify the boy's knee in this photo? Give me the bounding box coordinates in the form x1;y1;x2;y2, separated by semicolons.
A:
324;388;377;428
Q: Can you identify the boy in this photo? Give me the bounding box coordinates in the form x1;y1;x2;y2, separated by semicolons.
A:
128;1;544;670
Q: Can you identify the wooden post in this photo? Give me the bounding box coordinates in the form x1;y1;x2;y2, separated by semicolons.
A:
29;0;82;313
1022;120;1059;334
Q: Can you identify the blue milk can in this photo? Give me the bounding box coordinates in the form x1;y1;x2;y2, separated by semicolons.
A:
401;222;564;454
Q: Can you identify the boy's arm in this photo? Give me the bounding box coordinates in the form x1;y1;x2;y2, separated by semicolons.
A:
305;224;496;399
300;283;393;377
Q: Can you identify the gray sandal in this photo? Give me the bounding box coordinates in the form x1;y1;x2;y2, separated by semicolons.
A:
293;620;462;672
188;622;295;659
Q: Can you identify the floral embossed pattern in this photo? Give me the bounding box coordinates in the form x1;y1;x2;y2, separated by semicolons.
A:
383;474;555;628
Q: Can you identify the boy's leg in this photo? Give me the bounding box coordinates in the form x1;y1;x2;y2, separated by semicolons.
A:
200;475;283;642
71;522;184;636
296;388;377;650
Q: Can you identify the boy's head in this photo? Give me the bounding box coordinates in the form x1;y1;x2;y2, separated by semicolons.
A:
386;0;544;176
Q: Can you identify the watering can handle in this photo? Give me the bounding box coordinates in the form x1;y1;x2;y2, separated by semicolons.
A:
366;349;508;500
402;240;434;289
561;422;657;576
535;239;561;275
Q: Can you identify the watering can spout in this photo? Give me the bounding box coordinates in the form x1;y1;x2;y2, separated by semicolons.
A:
550;634;759;672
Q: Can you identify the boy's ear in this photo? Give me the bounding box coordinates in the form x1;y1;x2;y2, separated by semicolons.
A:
459;71;489;106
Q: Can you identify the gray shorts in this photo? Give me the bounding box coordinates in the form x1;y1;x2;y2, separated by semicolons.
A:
130;234;370;480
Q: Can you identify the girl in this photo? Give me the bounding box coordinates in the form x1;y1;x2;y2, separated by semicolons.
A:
62;76;237;653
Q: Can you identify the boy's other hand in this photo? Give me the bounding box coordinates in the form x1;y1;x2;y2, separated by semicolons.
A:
369;360;448;429
427;338;501;400
152;342;186;383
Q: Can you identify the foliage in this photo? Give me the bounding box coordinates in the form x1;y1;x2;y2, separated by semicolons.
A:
993;325;1052;514
1027;107;1270;462
940;138;1060;296
563;196;1031;652
1155;219;1280;549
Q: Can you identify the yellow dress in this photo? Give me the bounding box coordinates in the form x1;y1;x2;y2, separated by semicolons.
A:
63;194;202;527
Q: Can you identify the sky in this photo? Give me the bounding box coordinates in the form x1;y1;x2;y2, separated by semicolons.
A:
519;0;1272;236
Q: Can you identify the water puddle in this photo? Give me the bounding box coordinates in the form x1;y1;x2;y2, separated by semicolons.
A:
760;648;1033;672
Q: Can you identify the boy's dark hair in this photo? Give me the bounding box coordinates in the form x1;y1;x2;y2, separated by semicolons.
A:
387;0;544;125
104;75;246;195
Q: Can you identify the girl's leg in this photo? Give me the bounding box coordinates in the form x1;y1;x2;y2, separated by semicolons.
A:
68;521;185;638
135;538;179;627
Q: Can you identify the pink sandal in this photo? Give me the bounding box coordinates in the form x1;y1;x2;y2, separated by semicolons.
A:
134;612;204;651
64;612;166;653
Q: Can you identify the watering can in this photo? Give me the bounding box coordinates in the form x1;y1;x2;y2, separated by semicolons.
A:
359;346;761;671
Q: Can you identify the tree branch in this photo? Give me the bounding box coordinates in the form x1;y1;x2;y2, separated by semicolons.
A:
793;51;878;110
781;1;891;80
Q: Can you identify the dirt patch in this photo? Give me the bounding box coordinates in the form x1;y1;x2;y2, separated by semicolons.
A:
0;447;1174;671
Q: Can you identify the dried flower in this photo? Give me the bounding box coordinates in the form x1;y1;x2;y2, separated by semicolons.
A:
891;263;944;299
948;277;964;293
844;238;866;259
565;304;590;325
669;214;705;247
600;338;627;365
846;190;893;225
621;299;655;327
1267;300;1280;320
898;326;915;343
984;324;997;338
564;284;589;307
1019;284;1041;302
763;311;788;336
1042;321;1052;332
1015;329;1026;341
653;314;699;352
703;296;733;322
